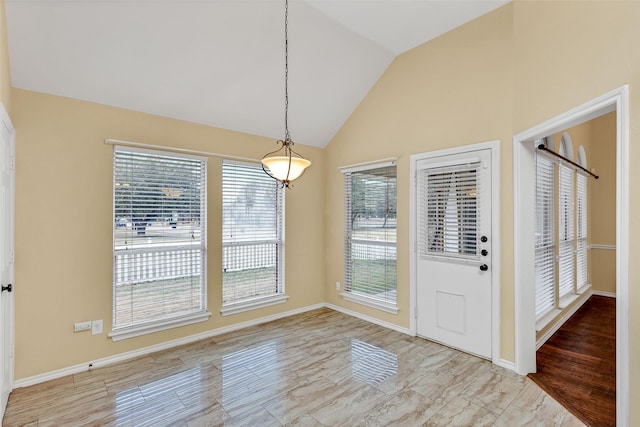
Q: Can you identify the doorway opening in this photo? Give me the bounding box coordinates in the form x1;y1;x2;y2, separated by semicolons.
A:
528;114;617;426
513;86;629;425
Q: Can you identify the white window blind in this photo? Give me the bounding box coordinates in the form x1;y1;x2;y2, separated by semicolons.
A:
344;164;397;304
534;152;556;320
576;173;588;289
222;161;284;306
113;146;207;330
417;163;480;259
558;163;575;298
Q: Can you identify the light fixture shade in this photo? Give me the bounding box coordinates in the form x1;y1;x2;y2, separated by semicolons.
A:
262;156;311;182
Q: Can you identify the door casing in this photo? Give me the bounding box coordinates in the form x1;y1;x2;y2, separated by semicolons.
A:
410;140;501;366
512;85;629;426
0;102;15;419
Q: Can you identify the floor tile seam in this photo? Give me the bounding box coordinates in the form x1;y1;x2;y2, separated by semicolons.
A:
1;390;113;421
258;382;345;427
304;383;375;418
459;369;526;408
491;403;524;426
1;412;39;426
528;379;590;423
177;398;232;425
259;394;289;425
215;386;287;419
470;394;514;419
308;412;329;427
138;384;196;404
437;394;498;422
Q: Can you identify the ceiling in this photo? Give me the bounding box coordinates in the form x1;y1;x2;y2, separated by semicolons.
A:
5;0;509;148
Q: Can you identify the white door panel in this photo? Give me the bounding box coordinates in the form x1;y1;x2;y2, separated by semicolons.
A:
415;149;492;359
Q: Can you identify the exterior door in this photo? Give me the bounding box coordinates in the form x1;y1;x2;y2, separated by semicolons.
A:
415;148;492;359
0;107;14;417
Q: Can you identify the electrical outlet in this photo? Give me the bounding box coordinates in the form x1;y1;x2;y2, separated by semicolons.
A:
92;320;103;335
74;321;91;332
336;281;340;290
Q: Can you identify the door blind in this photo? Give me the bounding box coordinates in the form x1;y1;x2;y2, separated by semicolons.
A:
344;165;397;304
576;173;588;289
534;153;555;320
558;164;575;298
417;162;480;259
113;146;207;329
222;161;284;305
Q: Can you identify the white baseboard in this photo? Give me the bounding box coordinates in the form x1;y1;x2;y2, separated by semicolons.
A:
325;303;520;373
592;290;616;298
495;359;517;373
323;303;412;336
13;303;325;389
536;290;592;351
14;301;517;390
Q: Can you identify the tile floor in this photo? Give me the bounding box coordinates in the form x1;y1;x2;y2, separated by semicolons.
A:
3;308;584;426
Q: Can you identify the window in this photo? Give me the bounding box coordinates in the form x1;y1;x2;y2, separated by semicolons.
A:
112;146;208;340
558;135;575;299
343;162;397;312
534;140;556;320
421;164;479;259
221;161;285;314
534;135;590;325
576;146;588;290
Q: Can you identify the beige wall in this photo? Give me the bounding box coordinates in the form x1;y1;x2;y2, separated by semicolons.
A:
12;89;326;379
513;4;640;423
589;112;617;294
0;0;11;113
6;0;640;423
550;113;617;296
326;1;640;423
324;3;514;334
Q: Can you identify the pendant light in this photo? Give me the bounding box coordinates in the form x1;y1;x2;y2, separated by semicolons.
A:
261;0;311;188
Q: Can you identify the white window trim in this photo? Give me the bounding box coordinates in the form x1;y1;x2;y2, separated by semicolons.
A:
535;307;561;333
220;294;289;316
109;310;212;341
112;145;208;338
341;292;399;314
339;158;398;174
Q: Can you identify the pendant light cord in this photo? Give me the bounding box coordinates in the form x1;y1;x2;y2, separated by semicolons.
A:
284;0;291;144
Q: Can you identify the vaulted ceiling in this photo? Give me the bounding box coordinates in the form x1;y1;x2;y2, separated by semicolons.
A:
5;0;509;148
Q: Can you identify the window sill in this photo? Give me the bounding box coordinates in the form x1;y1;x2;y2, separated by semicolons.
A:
341;292;399;314
558;292;581;311
535;308;561;333
535;286;591;332
220;294;289;316
577;283;592;295
109;311;212;341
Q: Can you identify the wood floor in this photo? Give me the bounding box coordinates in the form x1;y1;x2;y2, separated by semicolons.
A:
529;295;616;427
3;308;584;426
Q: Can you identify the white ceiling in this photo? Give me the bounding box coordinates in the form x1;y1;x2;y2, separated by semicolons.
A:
5;0;509;148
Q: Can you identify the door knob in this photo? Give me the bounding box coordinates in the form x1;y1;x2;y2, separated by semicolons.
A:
479;264;488;272
1;284;12;293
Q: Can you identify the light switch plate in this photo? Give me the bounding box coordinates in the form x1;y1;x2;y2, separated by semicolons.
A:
74;321;91;332
92;320;103;335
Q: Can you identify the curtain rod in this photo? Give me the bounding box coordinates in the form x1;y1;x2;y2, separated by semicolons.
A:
104;138;260;163
536;144;599;179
